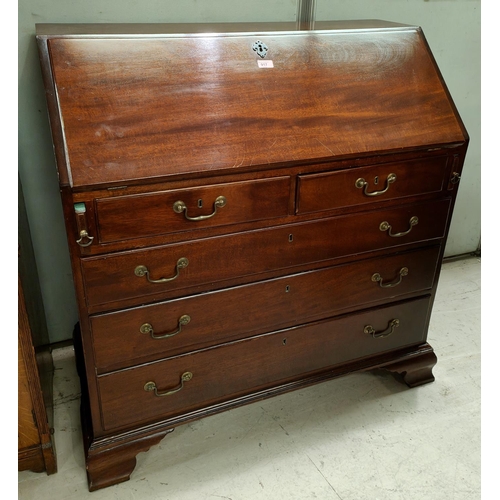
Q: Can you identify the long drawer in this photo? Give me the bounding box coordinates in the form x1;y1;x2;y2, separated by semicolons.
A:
95;176;291;243
97;296;431;431
296;155;448;214
82;199;450;308
91;246;440;372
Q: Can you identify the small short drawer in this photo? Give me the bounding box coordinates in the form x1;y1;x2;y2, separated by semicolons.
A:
95;176;291;243
296;156;448;214
97;296;431;431
81;199;450;309
90;246;440;372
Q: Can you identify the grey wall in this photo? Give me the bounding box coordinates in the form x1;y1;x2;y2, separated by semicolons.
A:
18;0;480;344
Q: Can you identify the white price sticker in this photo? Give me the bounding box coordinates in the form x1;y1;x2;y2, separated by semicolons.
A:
257;60;274;68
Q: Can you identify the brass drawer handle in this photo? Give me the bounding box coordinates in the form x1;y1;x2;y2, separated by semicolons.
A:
364;319;400;339
379;216;418;237
134;257;189;284
140;315;191;339
372;267;408;288
173;196;227;221
355;173;396;197
76;229;94;247
144;372;193;397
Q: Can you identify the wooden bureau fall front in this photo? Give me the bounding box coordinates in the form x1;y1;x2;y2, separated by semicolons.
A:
36;21;468;491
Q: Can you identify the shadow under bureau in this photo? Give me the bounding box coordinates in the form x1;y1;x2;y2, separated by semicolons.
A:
36;20;468;491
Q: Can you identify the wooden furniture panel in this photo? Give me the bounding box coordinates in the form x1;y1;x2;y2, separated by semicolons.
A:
18;273;56;474
18;178;57;475
95;176;291;243
90;245;440;372
98;297;431;431
296;155;448;214
36;21;468;491
45;27;464;188
82;199;449;308
18;328;44;468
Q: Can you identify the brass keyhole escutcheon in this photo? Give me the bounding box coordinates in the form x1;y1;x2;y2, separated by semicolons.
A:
252;40;268;58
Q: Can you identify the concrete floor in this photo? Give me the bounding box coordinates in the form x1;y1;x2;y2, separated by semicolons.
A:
18;256;481;499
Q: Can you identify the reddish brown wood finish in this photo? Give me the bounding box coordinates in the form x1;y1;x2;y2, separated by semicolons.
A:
91;246;440;372
95;176;291;243
379;350;438;387
65;149;458;259
82;342;437;491
98;297;430;431
81;199;449;309
18;182;57;475
18;276;57;475
36;21;469;491
297;155;448;214
45;28;465;189
86;428;174;491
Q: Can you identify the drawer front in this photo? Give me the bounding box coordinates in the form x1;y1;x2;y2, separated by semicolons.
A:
95;176;291;243
91;246;440;371
82;199;450;308
98;297;431;431
297;156;448;214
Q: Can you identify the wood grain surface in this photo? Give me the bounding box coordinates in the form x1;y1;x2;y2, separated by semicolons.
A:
46;28;465;187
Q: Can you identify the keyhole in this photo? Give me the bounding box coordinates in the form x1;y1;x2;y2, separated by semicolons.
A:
198;199;203;208
285;285;290;293
288;234;293;242
374;176;379;185
282;338;287;345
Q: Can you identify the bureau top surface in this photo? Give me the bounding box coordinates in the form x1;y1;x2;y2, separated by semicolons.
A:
37;21;467;188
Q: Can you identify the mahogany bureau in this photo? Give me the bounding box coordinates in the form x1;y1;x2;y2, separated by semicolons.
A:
36;20;468;491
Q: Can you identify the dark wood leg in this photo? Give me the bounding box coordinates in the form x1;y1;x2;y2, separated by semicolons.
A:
86;429;174;491
74;323;174;491
378;348;438;388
